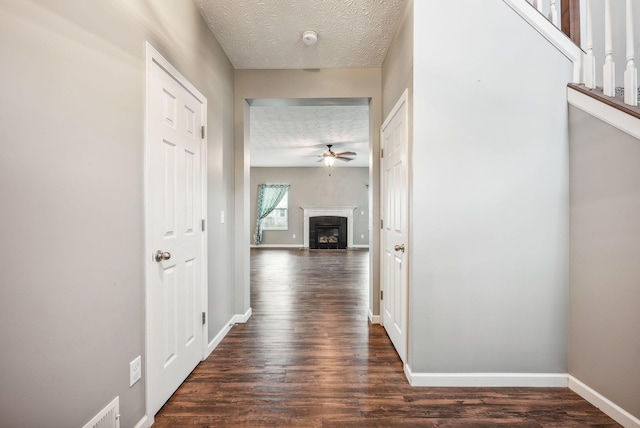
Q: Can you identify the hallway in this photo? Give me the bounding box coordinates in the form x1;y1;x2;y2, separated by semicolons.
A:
152;249;617;427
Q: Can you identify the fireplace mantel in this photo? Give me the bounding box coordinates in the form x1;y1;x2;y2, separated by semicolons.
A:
301;206;357;249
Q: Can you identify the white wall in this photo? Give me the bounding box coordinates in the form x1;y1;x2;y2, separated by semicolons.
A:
409;0;573;375
0;1;235;426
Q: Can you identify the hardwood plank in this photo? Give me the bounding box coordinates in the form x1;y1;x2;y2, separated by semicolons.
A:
152;248;619;427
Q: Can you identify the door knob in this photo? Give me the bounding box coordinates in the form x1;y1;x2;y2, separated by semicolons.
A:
394;244;405;252
155;250;171;262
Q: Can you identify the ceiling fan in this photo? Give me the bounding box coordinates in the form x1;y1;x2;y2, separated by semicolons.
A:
318;145;357;167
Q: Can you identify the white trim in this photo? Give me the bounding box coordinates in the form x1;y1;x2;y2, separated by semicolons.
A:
133;415;150;428
301;206;357;248
250;244;302;248
234;307;252;323
200;80;209;361
250;244;368;249
502;0;583;82
404;363;413;383
569;376;640;428
368;310;380;324
568;87;640;139
206;318;234;357
143;41;154;428
405;366;569;387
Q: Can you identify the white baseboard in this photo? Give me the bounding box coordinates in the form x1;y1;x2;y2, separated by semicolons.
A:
569;375;640;428
133;414;149;428
205;309;252;358
250;244;301;248
405;365;569;387
234;307;252;323
250;244;369;250
368;310;380;324
206;317;234;358
404;363;412;383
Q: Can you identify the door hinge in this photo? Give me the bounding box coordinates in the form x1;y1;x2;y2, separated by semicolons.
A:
380;290;384;300
201;219;206;232
381;148;384;158
380;219;384;229
202;312;206;325
201;125;205;139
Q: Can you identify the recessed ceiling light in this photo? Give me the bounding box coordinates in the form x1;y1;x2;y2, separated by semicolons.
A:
302;30;318;46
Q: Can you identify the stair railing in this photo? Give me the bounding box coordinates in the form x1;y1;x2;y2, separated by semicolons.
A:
552;0;638;107
623;0;638;106
532;0;561;26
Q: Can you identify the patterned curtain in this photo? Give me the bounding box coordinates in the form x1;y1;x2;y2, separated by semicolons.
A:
254;184;290;245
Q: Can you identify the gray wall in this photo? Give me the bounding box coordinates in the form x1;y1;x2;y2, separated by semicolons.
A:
408;0;573;373
568;106;640;419
382;0;413;120
235;69;382;317
0;1;235;427
250;167;370;246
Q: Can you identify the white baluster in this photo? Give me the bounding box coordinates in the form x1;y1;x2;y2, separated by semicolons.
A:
624;0;638;106
548;0;559;27
603;0;616;96
584;0;596;88
533;0;543;13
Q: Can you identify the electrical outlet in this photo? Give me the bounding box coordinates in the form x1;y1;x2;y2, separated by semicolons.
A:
361;211;364;216
220;210;225;224
130;355;141;387
292;234;296;239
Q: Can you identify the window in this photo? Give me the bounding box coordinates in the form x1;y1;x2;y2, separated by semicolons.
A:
262;189;288;230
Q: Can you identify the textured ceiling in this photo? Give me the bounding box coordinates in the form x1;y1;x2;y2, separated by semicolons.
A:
193;1;407;167
193;0;408;69
250;104;369;168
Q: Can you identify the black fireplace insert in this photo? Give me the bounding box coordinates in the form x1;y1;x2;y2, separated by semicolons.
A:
309;216;347;249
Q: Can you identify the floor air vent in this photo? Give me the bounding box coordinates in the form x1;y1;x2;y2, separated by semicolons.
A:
82;396;120;428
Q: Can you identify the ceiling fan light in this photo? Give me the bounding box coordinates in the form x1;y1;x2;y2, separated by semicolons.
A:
324;156;335;167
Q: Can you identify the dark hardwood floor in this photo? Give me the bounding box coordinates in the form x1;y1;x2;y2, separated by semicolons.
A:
153;248;618;427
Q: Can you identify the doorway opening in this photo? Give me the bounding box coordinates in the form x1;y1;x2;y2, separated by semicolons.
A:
246;97;372;311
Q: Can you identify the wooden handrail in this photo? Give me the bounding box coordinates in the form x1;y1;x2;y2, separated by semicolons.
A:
561;0;580;46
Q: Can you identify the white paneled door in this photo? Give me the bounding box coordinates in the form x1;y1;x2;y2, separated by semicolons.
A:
381;89;409;363
146;44;207;416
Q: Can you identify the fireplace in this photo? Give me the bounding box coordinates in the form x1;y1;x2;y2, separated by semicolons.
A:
301;206;356;249
309;216;347;249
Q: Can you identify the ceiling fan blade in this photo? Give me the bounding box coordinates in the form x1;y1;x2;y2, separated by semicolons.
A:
335;151;356;156
335;156;354;162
